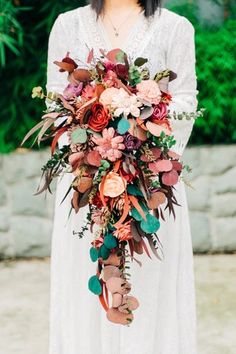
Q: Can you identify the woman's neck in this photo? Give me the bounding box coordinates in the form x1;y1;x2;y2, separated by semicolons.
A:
103;0;140;12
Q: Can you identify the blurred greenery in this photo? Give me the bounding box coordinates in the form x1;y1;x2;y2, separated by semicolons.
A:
0;0;235;152
166;0;236;144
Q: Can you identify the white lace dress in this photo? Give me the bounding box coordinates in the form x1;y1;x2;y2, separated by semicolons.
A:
46;5;198;354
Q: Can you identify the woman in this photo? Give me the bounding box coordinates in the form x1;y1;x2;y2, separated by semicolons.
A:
47;1;198;353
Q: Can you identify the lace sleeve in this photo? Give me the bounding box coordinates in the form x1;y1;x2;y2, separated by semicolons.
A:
167;17;198;156
46;14;68;94
46;14;70;146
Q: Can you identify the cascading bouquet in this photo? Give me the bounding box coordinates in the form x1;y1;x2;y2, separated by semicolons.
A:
22;48;202;326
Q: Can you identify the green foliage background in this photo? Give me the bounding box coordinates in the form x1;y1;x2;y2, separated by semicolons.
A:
0;0;235;152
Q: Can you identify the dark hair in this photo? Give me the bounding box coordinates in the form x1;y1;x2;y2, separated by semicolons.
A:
91;0;162;18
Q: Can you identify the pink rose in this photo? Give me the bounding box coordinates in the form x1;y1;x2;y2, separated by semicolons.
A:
99;87;120;106
151;102;168;121
136;79;162;105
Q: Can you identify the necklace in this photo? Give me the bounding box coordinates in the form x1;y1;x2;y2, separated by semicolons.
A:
105;7;141;37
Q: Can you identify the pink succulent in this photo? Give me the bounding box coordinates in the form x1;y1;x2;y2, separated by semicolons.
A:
91;127;125;162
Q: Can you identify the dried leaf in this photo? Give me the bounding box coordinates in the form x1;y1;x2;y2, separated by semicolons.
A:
37;118;55;146
76;177;93;193
72;191;80;213
87;48;94;63
130;221;142;242
58;94;75;114
145;235;162;260
78;187;92;208
21;120;45;146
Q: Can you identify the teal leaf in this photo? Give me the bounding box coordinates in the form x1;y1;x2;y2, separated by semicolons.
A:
71;128;87;144
100;245;110;260
131;207;143;221
130;202;148;221
127;184;144;197
90;247;98;262
88;275;102;295
140;214;160;234
117;117;131;134
104;234;118;249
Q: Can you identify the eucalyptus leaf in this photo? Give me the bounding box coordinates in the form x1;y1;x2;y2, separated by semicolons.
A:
90;247;99;262
140;214;160;234
117;118;130;134
88;275;102;295
71;128;87;144
100;245;110;260
104;234;118;249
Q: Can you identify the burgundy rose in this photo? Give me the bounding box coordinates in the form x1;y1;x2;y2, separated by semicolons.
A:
123;133;142;151
88;103;110;132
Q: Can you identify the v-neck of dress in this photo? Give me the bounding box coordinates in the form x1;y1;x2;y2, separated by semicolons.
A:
83;5;164;59
96;9;145;52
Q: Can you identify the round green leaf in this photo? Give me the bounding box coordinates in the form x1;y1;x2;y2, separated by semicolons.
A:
88;275;102;295
100;244;110;260
90;247;98;262
140;213;160;234
71;128;87;144
104;234;118;249
117;118;131;134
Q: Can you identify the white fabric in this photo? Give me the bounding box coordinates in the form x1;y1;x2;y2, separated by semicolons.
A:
47;5;198;354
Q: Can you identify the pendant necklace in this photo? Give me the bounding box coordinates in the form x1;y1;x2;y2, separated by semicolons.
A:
105;8;141;37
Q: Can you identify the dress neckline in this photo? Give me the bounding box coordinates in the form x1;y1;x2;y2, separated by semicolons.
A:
96;9;145;52
84;5;163;59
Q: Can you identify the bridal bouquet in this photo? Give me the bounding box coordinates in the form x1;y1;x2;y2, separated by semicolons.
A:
23;48;201;325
